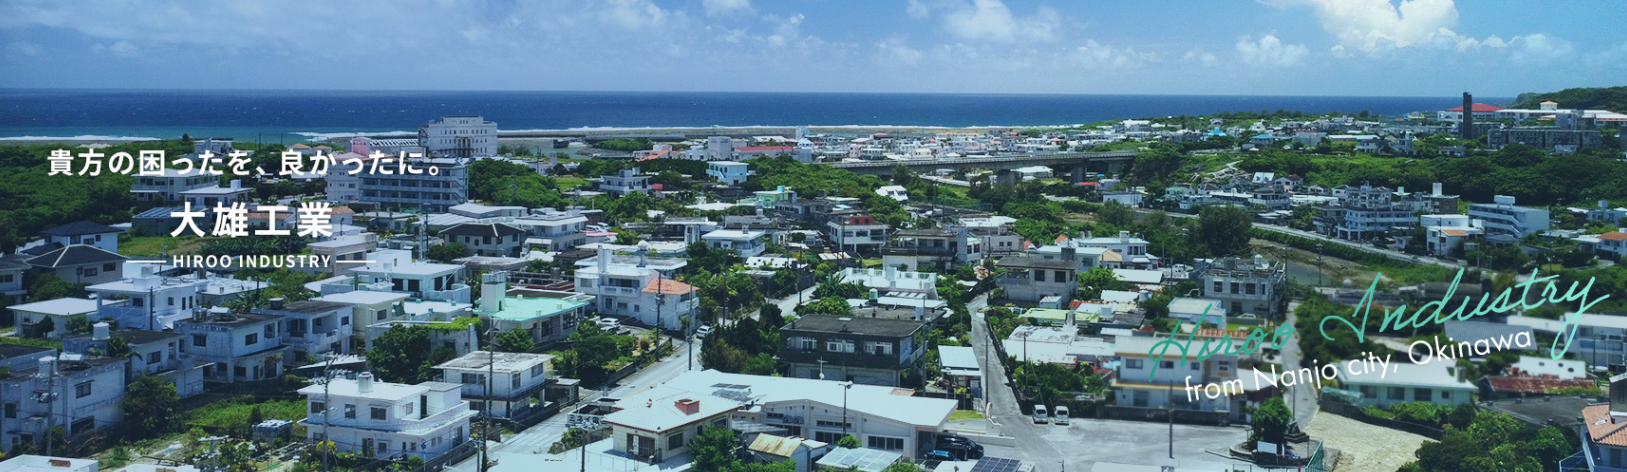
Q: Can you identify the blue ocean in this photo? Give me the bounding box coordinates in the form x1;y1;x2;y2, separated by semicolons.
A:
0;89;1505;142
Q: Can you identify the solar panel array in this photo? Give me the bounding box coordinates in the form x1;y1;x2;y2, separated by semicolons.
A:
970;457;1022;472
816;447;902;472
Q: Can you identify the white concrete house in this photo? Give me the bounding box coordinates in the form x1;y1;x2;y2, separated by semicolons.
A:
1339;360;1476;409
299;373;476;460
39;222;120;254
173;309;286;382
701;229;768;258
573;247;697;330
0;355;126;452
435;351;554;420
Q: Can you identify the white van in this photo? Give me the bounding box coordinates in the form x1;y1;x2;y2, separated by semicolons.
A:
1054;406;1070;425
1032;405;1049;424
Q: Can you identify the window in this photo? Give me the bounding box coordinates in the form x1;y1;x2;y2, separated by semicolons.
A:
1230;282;1240;294
1212;281;1223;293
103;263;116;272
1034;270;1046;282
868;342;894;356
84;268;97;277
244;333;258;346
265;324;276;338
1190;362;1200;371
511;373;521;389
1161;361;1174;369
76;382;92;398
371;407;387;420
376;441;389;454
311;402;325;414
1245;284;1256;295
796;338;816;350
133;297;144;307
531;364;546;377
344;404;356;419
1217;361;1231;374
1440;390;1451;400
167;297;175;306
668;433;685;450
462;373;484;384
1125;359;1143;369
814;431;843;444
867;436;905;451
0;274;12;283
826;340;854;353
1413;388;1432;401
816;420;850;429
1388;387;1405;400
1054;270;1068;282
3;403;14;419
148;351;161;364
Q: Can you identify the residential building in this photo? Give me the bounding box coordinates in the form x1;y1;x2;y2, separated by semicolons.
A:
994;256;1077;305
1421;214;1482;256
1194;255;1286;317
38;222;120;254
601;168;652;197
1437;103;1503;122
0;455;100;472
1338;360;1476;408
298;373;476;460
780;315;927;387
1486;127;1603;152
660;370;957;460
358;158;469;213
1316;183;1419;241
875;185;908;202
25;245;125;286
707;161;751;186
10;297;103;339
573;247;696;330
881;228;980;271
0;355;126;452
1166;298;1229;325
64;326;207;398
180;180;252;211
419;115;498;158
1589;200;1627;225
440;223;526;258
1112;336;1257;420
0;257;27;304
959;216;1021;256
131;168;218;203
701;229;768;258
308;233;380;277
347;250;469;303
509;209;589;251
750;186;797;209
448;203;525;219
174;309;286;382
475;273;591;346
1572;376;1627;472
1468;195;1550;238
86;266;206;331
253;299;354;365
435;351;554;420
1587;231;1627;259
1052;231;1154;269
834;267;942;310
604;386;741;464
827;215;888;256
1508;314;1627;367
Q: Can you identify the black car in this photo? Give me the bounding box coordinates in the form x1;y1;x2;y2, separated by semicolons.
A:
936;436;984;459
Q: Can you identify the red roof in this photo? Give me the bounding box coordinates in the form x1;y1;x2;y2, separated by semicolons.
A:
737;146;794;152
1446;103;1503;112
642;278;695;295
1599;231;1627;242
1077;181;1100;186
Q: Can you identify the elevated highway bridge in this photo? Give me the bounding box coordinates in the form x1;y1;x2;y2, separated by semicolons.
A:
820;150;1138;183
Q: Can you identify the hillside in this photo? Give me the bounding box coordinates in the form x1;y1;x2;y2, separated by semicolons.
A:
1507;86;1627;111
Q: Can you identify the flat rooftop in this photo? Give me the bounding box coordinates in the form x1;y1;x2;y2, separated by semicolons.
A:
489;295;590;322
435;351;555;373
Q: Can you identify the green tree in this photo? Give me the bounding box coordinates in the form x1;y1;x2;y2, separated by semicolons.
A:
65;315;93;336
367;325;438;384
688;426;741;472
1195;205;1253;257
492;327;536;353
426;243;468;263
837;435;861;448
122;374;181;433
1250;397;1291;450
881;462;923;472
797;297;851;317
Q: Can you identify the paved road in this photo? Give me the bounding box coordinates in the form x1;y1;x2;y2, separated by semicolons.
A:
1279;299;1319;428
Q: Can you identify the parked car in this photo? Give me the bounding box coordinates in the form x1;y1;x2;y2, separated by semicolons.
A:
596;318;621;330
1032;404;1049;424
923;450;955;462
694;325;714;337
936;436;984;459
1054;406;1070;425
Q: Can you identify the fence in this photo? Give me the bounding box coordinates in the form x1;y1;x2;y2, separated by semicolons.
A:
1317;399;1445;440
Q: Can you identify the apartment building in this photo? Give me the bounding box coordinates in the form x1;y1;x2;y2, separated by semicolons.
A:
995;256;1078;306
439;223;526;258
701;229;769;258
347;250;469;303
1467;195;1550;239
252;299;354;365
1112;336;1255;421
509;209;589;251
131;168;218;203
573;247;696;330
38;222;120;254
827;215;889;256
601;168;652;197
358;158;470;213
64;326;207;398
420;116;498;158
0;355;126;453
780;316;926;387
881;227;980;271
707;161;751;186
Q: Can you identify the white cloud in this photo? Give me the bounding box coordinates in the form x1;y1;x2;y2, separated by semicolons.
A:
933;0;1061;44
6;41;41;56
1263;0;1504;54
1236;34;1308;66
1182;49;1217;66
703;0;752;17
1068;40;1157;68
907;0;933;19
875;38;924;66
1508;33;1573;62
1585;41;1627;68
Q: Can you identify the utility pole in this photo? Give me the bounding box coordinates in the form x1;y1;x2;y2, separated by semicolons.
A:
318;354;340;472
482;330;497;472
148;286;156;331
37;353;59;456
1167;381;1174;460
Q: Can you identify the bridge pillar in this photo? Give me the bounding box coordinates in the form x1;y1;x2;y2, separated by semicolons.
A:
995;169;1015;186
1071;165;1087;183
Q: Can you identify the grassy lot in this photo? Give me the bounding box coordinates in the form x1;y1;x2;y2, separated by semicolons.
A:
120;236;207;257
184;396;309;436
554;176;587;190
949;410;985;421
861;258;883;268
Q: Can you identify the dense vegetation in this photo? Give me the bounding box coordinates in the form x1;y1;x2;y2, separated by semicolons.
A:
1508;86;1627;112
1399;410;1573;472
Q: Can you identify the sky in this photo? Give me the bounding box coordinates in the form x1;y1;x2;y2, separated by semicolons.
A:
0;0;1622;96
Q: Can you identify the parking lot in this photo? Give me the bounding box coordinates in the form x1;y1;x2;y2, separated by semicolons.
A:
1000;417;1252;471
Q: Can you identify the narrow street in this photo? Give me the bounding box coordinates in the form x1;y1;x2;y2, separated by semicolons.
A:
1280;299;1319;428
965;294;1068;469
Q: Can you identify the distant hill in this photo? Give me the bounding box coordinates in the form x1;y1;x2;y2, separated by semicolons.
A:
1506;86;1627;111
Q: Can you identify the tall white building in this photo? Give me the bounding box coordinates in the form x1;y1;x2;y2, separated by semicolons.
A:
0;355;127;453
419;116;498;158
299;373;475;460
1467;195;1550;239
573;247;697;330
